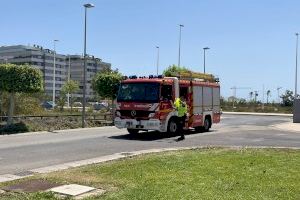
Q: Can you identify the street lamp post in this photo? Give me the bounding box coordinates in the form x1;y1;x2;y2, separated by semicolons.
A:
295;33;299;99
277;87;282;104
156;46;159;75
82;3;94;128
178;24;184;67
52;39;59;109
203;47;210;74
67;55;71;107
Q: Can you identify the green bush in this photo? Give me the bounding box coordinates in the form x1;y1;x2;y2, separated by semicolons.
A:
0;122;29;134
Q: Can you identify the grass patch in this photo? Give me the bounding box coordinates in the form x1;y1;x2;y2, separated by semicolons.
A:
1;148;299;199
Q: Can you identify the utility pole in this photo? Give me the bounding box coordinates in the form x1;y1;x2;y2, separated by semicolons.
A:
277;87;282;104
262;84;265;111
203;47;210;73
52;39;59;109
67;55;71;108
254;91;258;103
156;46;159;76
82;3;95;128
295;33;299;99
230;86;251;109
178;24;184;67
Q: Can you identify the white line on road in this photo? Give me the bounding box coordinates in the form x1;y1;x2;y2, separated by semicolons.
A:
276;133;287;136
251;138;265;142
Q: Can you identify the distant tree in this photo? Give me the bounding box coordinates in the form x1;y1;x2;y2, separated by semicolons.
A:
254;91;259;103
57;92;67;111
266;90;271;104
61;80;80;112
0;64;43;124
249;91;254;103
280;90;295;106
163;64;190;76
249;91;253;99
92;71;123;117
238;98;247;105
92;71;123;100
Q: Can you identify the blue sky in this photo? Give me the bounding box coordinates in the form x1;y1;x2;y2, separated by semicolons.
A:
1;0;299;101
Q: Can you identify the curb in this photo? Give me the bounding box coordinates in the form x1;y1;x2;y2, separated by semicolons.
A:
223;112;292;117
0;126;115;138
1;145;299;184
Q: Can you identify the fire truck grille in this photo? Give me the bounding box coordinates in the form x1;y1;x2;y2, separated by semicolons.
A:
120;110;154;119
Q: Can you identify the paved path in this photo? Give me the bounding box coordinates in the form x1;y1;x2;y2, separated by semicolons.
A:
0;114;299;176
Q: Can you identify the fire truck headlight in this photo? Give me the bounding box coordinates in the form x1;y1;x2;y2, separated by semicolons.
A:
116;111;121;117
148;113;155;118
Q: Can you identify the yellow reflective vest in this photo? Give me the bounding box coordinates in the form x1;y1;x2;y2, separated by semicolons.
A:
174;98;188;117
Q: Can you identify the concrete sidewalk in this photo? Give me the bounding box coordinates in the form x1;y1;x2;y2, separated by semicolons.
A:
223;111;292;117
273;122;300;133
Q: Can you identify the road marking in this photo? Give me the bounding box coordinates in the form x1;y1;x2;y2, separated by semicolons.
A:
251;138;264;142
276;133;287;136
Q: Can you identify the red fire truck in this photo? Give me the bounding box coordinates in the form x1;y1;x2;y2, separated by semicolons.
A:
114;72;221;135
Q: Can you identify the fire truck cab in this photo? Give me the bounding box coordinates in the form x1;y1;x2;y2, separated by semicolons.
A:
114;73;221;135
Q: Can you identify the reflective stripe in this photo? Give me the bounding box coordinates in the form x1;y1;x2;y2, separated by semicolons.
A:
174;98;187;117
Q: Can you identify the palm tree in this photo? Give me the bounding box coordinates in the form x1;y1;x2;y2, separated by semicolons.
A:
254;91;258;103
266;90;271;104
249;91;254;101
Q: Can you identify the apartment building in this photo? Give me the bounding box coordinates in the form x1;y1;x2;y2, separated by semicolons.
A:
68;55;111;99
0;45;67;97
0;45;111;99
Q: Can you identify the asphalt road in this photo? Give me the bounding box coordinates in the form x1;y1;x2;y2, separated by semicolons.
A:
0;114;299;176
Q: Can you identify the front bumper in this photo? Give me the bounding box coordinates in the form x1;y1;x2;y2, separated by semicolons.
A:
114;117;165;132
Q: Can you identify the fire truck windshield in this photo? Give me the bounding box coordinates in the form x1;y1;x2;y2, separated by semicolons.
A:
117;83;160;103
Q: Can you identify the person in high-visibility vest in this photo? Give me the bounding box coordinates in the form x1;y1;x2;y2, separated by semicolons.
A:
174;96;188;140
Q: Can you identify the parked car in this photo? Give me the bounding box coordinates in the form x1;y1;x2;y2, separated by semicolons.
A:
41;101;55;109
73;102;83;107
93;102;108;111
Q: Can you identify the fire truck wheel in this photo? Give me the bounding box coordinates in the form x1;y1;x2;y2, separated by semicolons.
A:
127;128;139;135
167;118;179;134
195;126;203;132
204;118;211;132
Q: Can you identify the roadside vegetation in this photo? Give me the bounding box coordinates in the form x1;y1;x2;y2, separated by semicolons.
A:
0;63;297;134
0;64;116;134
221;100;293;113
0;148;299;199
221;89;297;114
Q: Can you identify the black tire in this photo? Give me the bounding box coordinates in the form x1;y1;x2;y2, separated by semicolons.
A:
127;128;139;135
167;118;179;134
195;126;204;132
203;117;211;132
